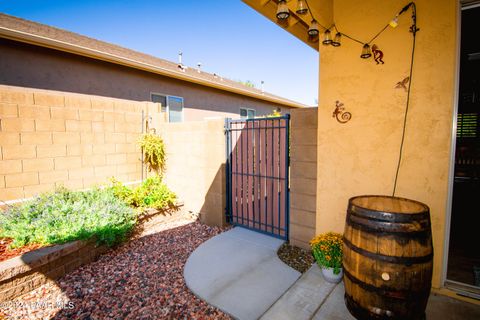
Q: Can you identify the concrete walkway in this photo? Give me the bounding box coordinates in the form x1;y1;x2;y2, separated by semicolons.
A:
185;228;480;320
184;227;301;320
262;264;480;320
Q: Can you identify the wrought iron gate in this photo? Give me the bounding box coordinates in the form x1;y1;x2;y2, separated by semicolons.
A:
225;115;290;240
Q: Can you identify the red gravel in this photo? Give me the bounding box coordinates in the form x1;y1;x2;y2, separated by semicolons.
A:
1;220;232;320
0;238;44;263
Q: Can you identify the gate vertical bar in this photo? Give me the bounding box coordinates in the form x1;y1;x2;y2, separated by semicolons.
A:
271;118;274;234
263;120;269;232
240;122;244;225
285;114;290;240
252;119;256;230
234;122;239;224
276;119;283;235
225;118;231;223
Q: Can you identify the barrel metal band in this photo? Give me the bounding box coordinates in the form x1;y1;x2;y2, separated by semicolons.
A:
349;204;430;222
343;237;433;265
343;268;429;300
346;211;431;238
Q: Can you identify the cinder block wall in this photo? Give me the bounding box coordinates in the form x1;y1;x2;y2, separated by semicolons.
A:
289;108;318;249
159;119;226;227
0;85;164;202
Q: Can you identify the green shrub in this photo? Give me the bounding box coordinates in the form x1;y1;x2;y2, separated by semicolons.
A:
107;176;177;211
108;177;134;203
0;187;137;248
133;176;177;210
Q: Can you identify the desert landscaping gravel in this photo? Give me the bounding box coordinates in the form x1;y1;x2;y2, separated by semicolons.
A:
0;218;232;320
277;243;314;274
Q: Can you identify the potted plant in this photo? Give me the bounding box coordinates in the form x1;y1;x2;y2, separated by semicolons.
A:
138;133;166;175
310;232;344;283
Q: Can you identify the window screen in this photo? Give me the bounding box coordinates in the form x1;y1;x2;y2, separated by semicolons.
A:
168;96;184;123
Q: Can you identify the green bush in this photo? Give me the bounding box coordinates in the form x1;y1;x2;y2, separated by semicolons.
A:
108;176;177;211
0;187;137;248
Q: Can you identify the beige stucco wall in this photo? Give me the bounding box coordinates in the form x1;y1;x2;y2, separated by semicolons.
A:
159;119;226;227
316;0;457;288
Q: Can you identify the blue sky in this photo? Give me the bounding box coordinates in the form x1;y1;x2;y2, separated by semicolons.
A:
0;0;318;106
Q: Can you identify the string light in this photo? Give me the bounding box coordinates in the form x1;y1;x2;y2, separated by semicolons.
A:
272;0;419;195
276;0;289;20
273;1;419;195
275;0;417;61
390;15;399;28
331;32;342;47
360;44;372;59
296;0;308;15
322;29;333;45
308;20;319;37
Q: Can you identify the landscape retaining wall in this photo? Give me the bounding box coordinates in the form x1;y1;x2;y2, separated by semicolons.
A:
0;238;109;302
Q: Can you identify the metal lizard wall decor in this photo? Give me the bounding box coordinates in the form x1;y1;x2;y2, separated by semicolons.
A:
332;101;352;124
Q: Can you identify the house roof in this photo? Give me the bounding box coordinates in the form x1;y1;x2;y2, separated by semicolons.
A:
0;13;308;109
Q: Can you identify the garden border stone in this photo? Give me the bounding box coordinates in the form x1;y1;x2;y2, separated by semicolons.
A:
0;238;109;302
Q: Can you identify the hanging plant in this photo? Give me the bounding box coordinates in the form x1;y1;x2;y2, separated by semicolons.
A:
138;133;166;175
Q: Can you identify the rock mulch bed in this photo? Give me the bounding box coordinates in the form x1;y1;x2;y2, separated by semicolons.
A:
277;243;314;274
0;218;232;320
0;238;43;263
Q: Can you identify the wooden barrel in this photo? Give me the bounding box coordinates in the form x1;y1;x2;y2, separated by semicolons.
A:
343;195;433;320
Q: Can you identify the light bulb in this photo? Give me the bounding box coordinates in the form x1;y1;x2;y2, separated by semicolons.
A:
308;20;319;37
331;33;341;47
276;0;290;20
360;44;372;59
296;0;308;15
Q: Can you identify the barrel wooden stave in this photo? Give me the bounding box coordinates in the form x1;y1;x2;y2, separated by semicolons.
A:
343;195;433;320
344;279;430;320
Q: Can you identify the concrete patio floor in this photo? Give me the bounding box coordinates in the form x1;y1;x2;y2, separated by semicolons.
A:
184;227;301;320
185;227;480;320
262;264;480;320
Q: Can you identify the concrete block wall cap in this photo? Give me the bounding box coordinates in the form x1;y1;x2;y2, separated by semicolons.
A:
0;239;90;282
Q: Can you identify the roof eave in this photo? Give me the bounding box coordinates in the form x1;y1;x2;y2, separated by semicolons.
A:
0;27;308;109
241;0;333;51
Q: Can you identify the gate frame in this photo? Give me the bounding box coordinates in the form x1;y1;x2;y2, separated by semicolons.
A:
225;114;290;240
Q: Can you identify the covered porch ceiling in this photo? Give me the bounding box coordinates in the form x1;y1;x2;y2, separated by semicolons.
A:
242;0;333;51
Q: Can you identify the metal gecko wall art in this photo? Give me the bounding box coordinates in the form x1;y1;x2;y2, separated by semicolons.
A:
332;101;352;124
371;44;385;64
395;76;410;92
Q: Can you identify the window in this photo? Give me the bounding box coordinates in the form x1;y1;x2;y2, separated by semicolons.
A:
151;93;167;112
240;108;256;119
167;96;184;123
151;93;184;123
